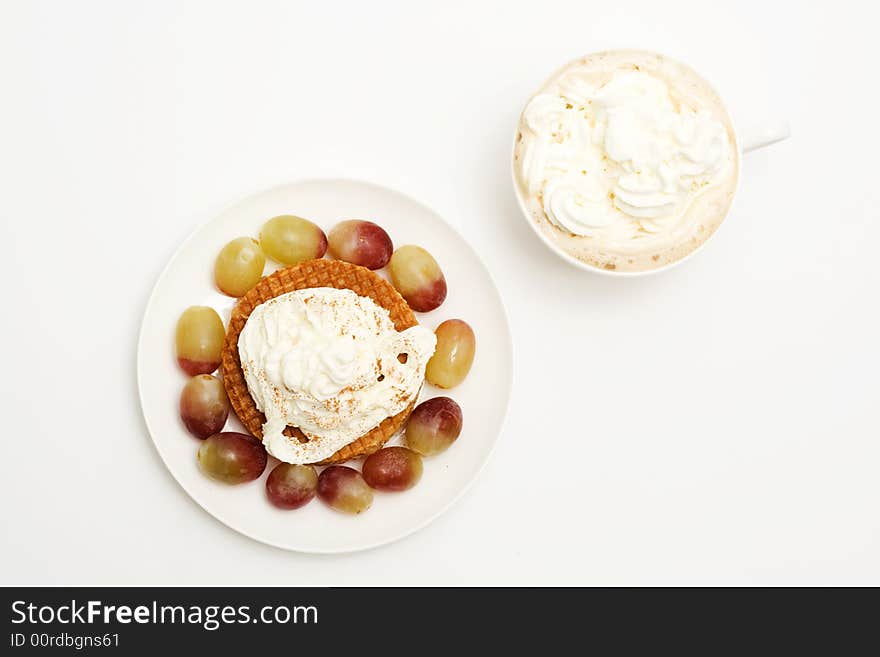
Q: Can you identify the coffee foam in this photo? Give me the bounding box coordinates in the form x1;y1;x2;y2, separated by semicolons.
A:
514;50;740;273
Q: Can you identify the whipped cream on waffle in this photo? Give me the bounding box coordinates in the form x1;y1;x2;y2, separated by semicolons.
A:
238;288;435;464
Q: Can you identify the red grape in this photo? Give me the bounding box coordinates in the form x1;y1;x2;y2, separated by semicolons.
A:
197;432;267;484
317;466;373;514
266;463;318;509
388;245;447;312
405;397;463;456
362;446;423;491
180;375;229;439
328;220;393;269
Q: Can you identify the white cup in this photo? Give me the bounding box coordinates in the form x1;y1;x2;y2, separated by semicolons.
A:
511;50;790;276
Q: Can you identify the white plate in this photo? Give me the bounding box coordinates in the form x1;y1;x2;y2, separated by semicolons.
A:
137;179;513;553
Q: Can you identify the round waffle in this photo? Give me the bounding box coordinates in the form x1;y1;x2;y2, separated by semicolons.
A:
220;259;419;464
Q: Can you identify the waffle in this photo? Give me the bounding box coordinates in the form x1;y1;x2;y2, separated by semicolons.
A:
220;259;418;464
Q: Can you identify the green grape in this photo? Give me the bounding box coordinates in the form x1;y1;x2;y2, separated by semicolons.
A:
175;306;225;375
214;237;265;297
260;215;327;265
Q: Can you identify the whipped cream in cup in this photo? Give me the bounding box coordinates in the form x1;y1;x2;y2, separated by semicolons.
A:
238;287;436;464
512;49;788;275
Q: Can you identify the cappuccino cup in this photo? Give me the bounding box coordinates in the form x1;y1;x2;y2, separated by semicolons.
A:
512;49;789;275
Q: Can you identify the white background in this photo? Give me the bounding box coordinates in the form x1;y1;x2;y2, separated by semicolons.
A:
1;0;877;585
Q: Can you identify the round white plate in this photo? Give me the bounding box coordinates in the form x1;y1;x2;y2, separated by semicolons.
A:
137;179;513;553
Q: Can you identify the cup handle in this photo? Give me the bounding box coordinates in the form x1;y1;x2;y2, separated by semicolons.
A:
739;119;791;153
